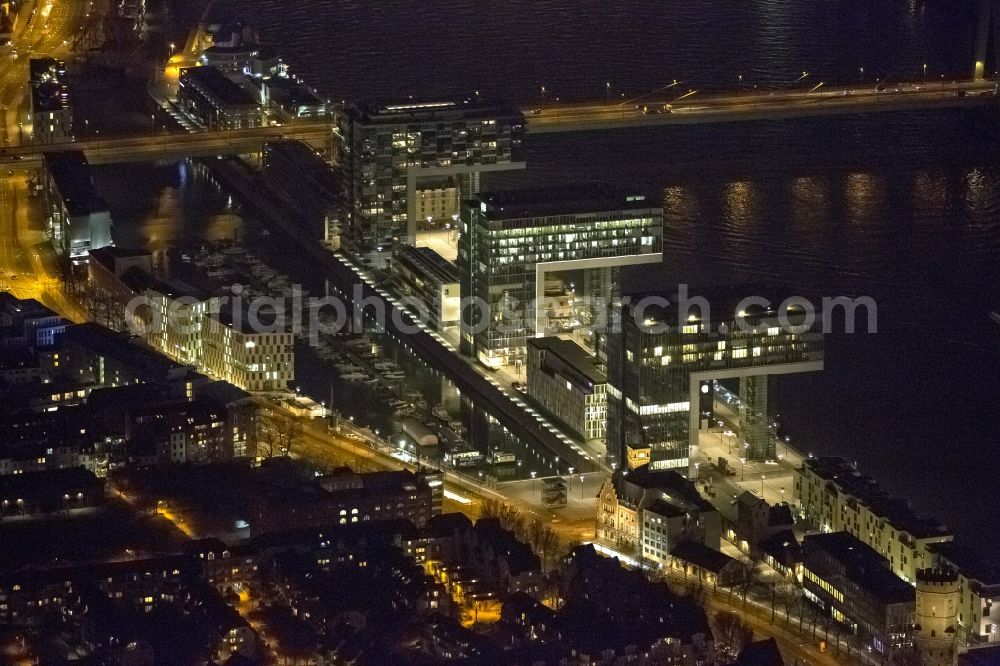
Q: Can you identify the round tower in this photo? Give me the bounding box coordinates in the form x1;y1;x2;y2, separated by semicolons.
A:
916;567;961;666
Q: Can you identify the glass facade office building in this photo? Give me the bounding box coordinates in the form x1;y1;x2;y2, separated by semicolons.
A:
459;186;663;368
605;293;823;474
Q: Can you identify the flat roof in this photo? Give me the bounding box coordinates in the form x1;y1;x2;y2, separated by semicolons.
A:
670;540;739;574
928;542;1000;587
88;246;151;265
263;139;342;199
473;184;660;221
803;457;950;539
265;77;323;107
43;151;108;218
392;245;459;285
180;65;257;107
0;467;102;500
132;268;213;302
804;532;915;605
528;336;606;386
63;323;188;377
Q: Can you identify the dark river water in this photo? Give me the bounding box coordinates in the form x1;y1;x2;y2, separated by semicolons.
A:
107;0;1000;552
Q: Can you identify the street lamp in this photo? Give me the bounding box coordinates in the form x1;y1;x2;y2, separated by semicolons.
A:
761;473;766;496
923;63;927;82
606;81;611;105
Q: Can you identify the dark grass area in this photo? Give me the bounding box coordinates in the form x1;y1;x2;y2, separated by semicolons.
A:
0;501;185;572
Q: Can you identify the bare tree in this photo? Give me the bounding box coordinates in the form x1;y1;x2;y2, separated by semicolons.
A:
711;610;753;660
257;414;299;459
738;557;761;603
480;499;526;538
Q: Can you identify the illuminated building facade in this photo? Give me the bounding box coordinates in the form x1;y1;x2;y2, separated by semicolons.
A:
793;456;952;583
390;245;460;331
28;58;72;144
41;152;112;262
605;292;823;474
178;66;262;130
460;185;662;368
526;336;607;441
202;311;294;393
802;532;916;658
338;97;524;266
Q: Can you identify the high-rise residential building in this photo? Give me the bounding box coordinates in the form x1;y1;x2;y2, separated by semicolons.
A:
337;97;525;265
28;58;72;144
605;291;823;474
459;185;663;368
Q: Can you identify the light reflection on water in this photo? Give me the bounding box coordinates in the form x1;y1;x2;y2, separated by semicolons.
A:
103;0;1000;550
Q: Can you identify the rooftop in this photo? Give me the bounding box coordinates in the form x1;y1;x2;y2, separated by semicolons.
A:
0;467;103;501
803;532;916;605
393;245;459;285
669;540;740;574
803;456;950;540
263;139;343;200
88;246;151;267
614;465;716;514
43;151;109;218
179;66;258;108
63;323;190;380
473;184;660;221
528;336;606;387
617;284;815;328
928;541;1000;587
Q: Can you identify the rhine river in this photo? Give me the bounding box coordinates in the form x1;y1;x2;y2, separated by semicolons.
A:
115;0;1000;552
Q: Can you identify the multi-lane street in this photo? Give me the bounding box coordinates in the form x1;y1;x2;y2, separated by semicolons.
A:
526;78;997;133
0;0;99;145
0;121;331;165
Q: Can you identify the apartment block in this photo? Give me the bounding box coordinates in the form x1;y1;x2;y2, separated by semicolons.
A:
793;456;952;583
338;97;524;264
202;310;294;393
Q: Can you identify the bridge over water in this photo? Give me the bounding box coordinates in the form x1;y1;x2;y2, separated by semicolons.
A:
526;79;996;133
0;80;994;165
